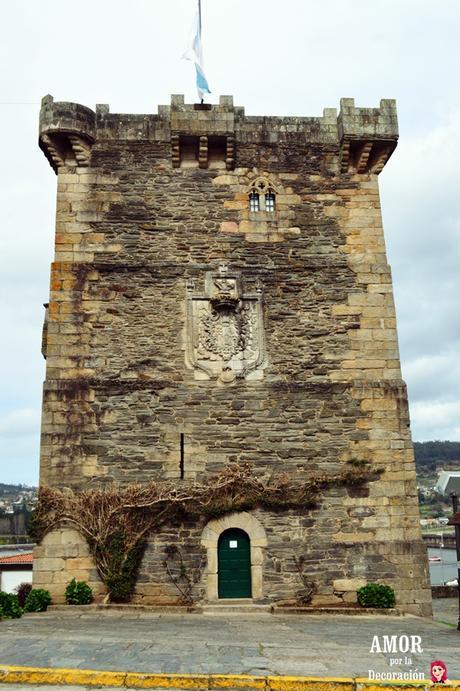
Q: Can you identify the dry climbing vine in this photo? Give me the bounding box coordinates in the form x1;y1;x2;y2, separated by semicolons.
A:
293;554;316;605
30;462;379;602
163;545;204;606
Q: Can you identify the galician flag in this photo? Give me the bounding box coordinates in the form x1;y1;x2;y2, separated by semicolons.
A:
183;2;211;101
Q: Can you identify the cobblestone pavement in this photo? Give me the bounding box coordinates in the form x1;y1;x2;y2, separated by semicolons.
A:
0;608;458;681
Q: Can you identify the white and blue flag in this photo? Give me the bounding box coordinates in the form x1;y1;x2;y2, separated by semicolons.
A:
183;4;211;101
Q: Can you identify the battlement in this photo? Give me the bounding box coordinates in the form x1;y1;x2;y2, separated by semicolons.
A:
39;94;398;174
337;98;398;174
338;97;398;140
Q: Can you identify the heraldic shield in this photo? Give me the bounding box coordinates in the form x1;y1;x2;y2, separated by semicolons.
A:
185;263;267;383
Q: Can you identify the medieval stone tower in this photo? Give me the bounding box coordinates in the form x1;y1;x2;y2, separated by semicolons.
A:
33;94;431;615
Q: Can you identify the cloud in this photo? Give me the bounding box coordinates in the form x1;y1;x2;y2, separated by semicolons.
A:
1;0;460;483
379;111;460;441
0;408;40;485
403;351;460;404
0;408;40;438
410;401;460;442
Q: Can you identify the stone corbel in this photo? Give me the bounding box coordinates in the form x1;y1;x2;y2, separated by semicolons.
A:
355;141;374;173
339;138;397;175
369;143;394;174
226;136;235;170
171;134;180;168
39;96;96;173
199;136;208;169
339;140;351;173
39;131;94;173
39;134;65;172
68;135;92;166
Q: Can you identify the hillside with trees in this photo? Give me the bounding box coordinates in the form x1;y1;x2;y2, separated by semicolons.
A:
413;441;460;474
0;483;36;498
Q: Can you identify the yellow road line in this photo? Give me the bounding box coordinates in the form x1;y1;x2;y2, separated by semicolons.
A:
0;665;458;689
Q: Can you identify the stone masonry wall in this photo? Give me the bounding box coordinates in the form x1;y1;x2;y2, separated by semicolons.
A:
34;95;431;615
33;528;106;604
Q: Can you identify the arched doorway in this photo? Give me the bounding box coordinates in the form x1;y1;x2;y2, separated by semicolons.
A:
200;512;267;601
218;528;252;599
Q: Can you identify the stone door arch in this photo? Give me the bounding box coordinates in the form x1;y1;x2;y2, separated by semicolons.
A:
200;512;267;601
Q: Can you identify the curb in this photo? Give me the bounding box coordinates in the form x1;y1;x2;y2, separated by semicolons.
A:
44;604;405;616
0;666;459;689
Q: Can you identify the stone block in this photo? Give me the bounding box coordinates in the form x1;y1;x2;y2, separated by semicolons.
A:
311;594;343;605
65;557;93;571
332;578;367;592
34;557;65;571
220;221;239;234
32;570;55;585
342;590;358;603
41;530;65;546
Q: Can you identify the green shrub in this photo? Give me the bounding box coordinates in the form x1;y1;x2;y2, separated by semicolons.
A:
65;578;93;605
105;574;132;602
24;588;52;613
0;591;22;618
15;582;32;608
357;583;396;609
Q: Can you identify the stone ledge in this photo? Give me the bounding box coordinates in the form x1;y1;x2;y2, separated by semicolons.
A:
41;603;405;617
45;603;200;614
271;605;404;616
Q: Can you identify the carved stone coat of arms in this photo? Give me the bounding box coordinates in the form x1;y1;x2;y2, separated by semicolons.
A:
185;263;267;382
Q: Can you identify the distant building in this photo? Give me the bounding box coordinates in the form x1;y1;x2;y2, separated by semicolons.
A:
436;471;460;496
0;502;31;541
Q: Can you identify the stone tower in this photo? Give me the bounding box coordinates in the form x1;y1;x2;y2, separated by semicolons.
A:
33;94;431;615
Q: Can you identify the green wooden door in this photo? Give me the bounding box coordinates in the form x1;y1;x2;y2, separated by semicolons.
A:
218;528;252;599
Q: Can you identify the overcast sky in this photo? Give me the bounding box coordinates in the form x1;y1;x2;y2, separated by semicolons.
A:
1;0;459;485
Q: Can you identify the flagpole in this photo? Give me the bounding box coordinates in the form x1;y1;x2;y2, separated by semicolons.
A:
183;0;210;103
198;0;203;102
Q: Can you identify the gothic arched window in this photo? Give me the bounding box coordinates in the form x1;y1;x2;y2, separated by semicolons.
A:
248;178;277;212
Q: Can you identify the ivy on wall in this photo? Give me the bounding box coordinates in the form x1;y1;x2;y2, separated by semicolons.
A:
30;462;379;602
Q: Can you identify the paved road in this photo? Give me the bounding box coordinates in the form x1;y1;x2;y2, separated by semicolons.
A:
433;596;459;627
0;607;459;681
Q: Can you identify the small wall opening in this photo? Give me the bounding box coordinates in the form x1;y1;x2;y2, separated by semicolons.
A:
180;136;199;167
208;136;227;169
180;433;185;480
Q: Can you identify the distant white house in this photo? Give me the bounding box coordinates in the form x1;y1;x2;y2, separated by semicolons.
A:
435;471;460;496
0;553;33;593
